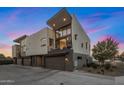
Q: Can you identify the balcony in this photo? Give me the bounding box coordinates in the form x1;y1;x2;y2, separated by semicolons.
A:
48;48;72;56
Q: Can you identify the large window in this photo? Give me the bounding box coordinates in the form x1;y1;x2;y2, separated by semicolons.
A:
59;30;63;37
81;42;83;48
56;25;71;38
67;28;71;35
63;29;66;36
41;38;46;47
56;36;72;49
56;31;60;38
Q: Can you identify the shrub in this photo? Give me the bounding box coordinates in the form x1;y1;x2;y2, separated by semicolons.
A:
92;63;98;69
0;60;13;65
4;60;13;64
82;64;86;67
101;69;104;74
110;68;113;72
87;63;98;69
112;65;117;69
88;69;92;72
86;62;92;67
97;71;101;74
104;63;111;70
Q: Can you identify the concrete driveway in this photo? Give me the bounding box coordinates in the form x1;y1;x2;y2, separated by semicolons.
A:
0;64;120;85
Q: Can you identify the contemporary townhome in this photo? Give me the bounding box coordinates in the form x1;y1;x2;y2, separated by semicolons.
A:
12;8;92;71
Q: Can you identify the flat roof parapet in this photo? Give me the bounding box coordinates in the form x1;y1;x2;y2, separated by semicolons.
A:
13;35;28;43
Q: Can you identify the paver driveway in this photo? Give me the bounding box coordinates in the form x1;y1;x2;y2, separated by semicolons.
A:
0;64;117;85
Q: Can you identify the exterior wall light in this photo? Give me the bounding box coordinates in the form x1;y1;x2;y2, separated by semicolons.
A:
63;18;66;21
65;57;69;63
67;37;69;40
53;24;56;27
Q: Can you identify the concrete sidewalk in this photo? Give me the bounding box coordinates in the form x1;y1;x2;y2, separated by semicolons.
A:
0;64;123;85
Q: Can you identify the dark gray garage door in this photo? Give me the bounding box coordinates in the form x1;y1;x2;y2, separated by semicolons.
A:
23;58;31;66
45;56;65;70
17;58;22;65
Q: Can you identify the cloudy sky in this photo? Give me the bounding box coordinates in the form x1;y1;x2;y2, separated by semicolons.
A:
0;7;124;57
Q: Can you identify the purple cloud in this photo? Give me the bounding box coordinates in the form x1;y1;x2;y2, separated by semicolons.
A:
8;10;22;21
86;25;110;34
98;35;121;44
6;32;22;40
112;11;124;16
5;28;37;40
82;11;124;26
119;43;124;48
83;17;102;25
0;42;11;49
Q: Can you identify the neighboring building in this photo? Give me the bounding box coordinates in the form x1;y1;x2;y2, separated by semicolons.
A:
13;35;28;57
12;8;92;71
12;44;20;58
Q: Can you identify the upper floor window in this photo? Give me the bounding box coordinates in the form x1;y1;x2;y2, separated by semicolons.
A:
56;25;71;38
49;38;54;47
56;31;60;38
81;43;83;48
41;38;46;46
74;34;78;40
63;29;67;36
77;56;82;60
59;31;63;37
86;42;88;50
89;44;90;51
67;28;71;35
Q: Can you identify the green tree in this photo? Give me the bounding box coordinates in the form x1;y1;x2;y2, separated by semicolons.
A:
120;52;124;62
92;37;119;65
0;53;5;58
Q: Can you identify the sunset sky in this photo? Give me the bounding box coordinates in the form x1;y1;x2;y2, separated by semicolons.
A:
0;7;124;57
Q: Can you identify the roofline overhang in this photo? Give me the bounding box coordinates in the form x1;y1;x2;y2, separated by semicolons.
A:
13;35;28;43
47;8;72;30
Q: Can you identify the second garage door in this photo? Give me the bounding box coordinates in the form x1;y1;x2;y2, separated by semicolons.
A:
45;56;65;70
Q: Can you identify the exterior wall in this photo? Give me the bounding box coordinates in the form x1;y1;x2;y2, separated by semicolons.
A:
26;27;55;56
71;15;90;55
12;45;20;58
28;28;47;55
47;28;55;51
64;50;74;71
73;53;92;69
71;15;91;69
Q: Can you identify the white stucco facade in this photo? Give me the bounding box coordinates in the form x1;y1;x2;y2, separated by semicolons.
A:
71;15;90;55
26;27;55;56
